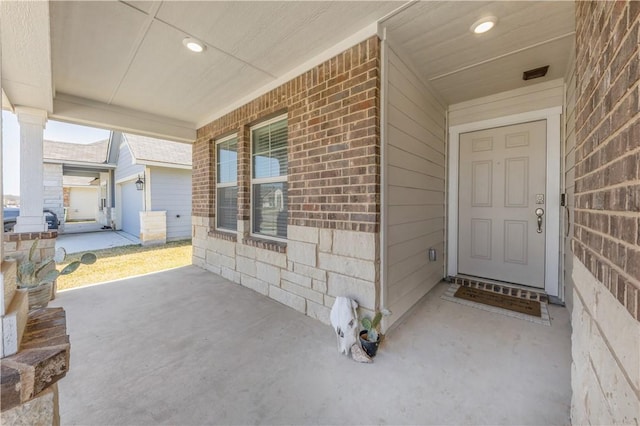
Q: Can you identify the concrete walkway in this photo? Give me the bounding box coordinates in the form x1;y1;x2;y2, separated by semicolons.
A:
51;266;571;425
56;231;140;254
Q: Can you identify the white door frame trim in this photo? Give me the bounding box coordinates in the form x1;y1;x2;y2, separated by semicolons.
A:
447;106;562;297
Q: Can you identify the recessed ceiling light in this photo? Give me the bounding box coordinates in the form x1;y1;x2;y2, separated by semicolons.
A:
470;16;497;34
183;37;205;53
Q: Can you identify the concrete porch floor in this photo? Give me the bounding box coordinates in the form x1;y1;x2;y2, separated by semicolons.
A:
51;266;571;425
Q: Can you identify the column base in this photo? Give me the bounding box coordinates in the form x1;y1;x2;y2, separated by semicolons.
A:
14;216;48;233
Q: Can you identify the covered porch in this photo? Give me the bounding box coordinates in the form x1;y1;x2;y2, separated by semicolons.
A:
2;1;638;424
51;266;570;425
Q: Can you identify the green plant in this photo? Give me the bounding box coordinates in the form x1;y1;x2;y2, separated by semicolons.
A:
17;239;97;289
361;308;391;342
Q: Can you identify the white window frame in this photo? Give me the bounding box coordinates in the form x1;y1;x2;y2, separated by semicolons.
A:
250;114;288;242
215;133;238;233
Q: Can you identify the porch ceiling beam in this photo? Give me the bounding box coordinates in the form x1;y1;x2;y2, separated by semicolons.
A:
52;93;196;144
61;167;103;178
48;160;117;170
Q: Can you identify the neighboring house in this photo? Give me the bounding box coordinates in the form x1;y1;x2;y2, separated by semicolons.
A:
43;139;115;229
64;177;101;222
114;132;192;244
43;133;192;244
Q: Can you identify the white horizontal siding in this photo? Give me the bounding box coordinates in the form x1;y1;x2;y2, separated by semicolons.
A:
115;140;144;182
149;167;192;241
448;79;565;126
384;44;446;328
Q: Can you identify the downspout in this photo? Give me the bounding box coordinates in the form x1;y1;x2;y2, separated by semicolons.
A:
444;109;449;280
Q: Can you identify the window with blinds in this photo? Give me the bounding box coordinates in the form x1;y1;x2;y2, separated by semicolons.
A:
251;115;288;240
216;135;238;231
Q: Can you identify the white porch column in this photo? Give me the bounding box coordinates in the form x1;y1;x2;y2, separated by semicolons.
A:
14;107;48;233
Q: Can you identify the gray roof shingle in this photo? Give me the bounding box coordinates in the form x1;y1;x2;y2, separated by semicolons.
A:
124;134;191;167
43;139;109;164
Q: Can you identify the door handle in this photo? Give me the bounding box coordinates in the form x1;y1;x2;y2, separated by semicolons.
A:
535;208;544;233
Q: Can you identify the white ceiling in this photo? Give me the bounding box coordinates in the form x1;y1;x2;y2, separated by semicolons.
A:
1;1;576;141
382;1;575;104
50;1;401;128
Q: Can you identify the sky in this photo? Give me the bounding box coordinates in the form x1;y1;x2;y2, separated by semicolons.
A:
2;110;111;196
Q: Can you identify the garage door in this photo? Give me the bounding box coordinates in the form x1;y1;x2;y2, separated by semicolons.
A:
121;181;143;238
68;187;99;221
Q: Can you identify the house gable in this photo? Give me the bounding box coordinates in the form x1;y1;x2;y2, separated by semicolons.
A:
114;138;144;183
124;133;192;169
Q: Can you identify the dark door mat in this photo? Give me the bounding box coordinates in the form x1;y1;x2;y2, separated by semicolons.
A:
442;284;551;326
454;286;541;317
452;276;549;303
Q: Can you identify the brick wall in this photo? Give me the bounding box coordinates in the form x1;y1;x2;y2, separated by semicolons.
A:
573;0;640;321
62;187;70;208
191;136;214;221
571;2;639;423
193;36;380;234
191;37;381;324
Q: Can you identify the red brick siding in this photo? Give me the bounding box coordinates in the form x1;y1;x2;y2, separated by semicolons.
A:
62;187;70;208
193;36;380;233
574;0;640;320
191;136;215;220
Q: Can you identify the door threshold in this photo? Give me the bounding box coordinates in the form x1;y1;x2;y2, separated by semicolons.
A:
450;275;549;304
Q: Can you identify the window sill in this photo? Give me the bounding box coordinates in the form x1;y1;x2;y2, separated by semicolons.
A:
209;229;238;242
242;236;287;253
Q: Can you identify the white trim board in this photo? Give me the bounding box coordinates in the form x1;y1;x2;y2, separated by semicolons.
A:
447;106;563;298
115;173;143;185
44;159;117;169
135;160;191;170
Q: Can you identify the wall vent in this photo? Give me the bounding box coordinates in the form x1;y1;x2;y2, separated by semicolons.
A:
523;65;549;80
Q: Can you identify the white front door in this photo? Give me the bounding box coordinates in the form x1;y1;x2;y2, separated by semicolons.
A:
458;120;546;288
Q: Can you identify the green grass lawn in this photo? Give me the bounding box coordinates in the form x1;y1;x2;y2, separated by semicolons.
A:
56;240;192;290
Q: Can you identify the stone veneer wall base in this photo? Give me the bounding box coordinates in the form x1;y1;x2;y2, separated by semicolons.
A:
570;259;640;424
193;222;379;325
